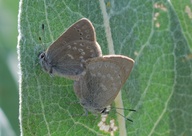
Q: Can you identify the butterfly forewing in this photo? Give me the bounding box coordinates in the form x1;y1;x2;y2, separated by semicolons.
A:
87;55;134;82
49;40;102;77
47;18;96;55
39;18;102;80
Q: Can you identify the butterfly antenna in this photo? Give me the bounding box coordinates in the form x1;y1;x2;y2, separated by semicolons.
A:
115;111;133;122
111;107;136;112
38;24;46;50
39;24;43;42
35;24;46;74
110;106;136;122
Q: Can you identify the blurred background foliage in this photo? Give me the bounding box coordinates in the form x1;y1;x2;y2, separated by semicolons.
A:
0;0;20;135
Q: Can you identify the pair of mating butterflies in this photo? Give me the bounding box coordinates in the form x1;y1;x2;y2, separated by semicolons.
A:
39;18;134;114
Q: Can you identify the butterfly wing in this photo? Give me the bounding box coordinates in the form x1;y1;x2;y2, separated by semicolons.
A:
49;40;102;80
41;18;102;79
74;55;134;113
47;18;97;55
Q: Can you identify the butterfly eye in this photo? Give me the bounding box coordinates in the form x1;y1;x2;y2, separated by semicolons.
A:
39;53;45;59
100;108;109;114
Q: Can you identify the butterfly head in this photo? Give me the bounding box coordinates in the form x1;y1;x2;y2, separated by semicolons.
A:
38;52;53;74
80;99;108;115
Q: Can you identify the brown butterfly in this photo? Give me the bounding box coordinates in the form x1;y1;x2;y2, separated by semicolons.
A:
39;18;102;80
74;55;134;114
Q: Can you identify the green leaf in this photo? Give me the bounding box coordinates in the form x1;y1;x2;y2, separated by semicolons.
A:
18;0;192;136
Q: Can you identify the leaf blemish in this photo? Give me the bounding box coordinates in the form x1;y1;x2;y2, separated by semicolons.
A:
185;6;192;19
154;3;167;12
98;114;118;135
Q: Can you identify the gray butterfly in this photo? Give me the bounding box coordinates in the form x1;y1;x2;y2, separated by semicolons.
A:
73;55;134;114
39;18;102;80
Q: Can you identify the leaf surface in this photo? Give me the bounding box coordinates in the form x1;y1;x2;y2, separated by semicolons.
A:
18;0;192;135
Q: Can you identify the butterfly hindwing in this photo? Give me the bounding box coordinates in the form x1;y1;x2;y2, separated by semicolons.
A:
74;55;134;113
